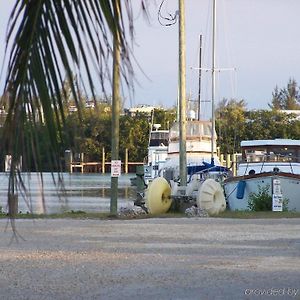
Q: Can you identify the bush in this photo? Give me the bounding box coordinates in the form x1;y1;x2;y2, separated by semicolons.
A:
248;185;272;211
248;184;289;211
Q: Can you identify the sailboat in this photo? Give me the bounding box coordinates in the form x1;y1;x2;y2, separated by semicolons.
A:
142;0;230;215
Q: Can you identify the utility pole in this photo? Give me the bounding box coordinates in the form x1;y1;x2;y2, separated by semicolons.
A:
110;0;121;215
211;0;216;165
178;0;187;186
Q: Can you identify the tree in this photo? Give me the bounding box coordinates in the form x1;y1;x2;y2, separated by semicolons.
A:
269;79;300;110
244;109;299;142
0;1;147;217
152;108;176;130
215;98;247;154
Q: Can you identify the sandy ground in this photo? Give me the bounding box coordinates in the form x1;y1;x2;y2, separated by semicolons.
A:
0;217;299;300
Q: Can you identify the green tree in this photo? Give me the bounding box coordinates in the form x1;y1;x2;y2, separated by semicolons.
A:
119;113;149;162
269;79;300;110
215;98;247;154
244;110;292;141
152;108;176;130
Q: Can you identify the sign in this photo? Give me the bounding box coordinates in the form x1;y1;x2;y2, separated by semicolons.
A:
144;165;152;179
272;178;282;196
272;194;283;212
111;160;121;177
272;178;283;211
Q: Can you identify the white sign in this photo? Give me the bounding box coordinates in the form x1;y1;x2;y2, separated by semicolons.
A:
273;179;282;196
272;194;283;212
111;160;121;177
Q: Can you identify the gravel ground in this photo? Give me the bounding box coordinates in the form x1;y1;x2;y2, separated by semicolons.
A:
0;217;299;300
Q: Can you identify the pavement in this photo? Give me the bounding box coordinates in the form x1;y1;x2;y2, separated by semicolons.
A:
0;217;299;300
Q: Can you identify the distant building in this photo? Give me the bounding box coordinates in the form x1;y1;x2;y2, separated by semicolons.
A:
124;105;163;117
68;105;78;113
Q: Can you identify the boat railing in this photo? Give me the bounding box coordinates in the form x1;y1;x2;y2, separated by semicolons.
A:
169;135;214;143
241;155;300;175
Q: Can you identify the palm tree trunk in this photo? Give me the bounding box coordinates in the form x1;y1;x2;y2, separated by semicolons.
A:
110;0;121;215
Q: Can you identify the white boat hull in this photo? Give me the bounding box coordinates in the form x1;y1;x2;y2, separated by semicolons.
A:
224;173;300;211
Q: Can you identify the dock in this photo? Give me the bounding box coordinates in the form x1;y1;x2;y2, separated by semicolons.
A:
69;161;143;174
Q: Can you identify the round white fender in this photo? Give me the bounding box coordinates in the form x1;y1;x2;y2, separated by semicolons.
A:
146;177;172;214
197;179;226;215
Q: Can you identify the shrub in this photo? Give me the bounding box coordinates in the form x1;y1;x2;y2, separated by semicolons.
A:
248;184;289;211
248;185;272;211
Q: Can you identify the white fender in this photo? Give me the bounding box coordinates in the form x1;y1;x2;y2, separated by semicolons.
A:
197;179;226;215
146;177;172;214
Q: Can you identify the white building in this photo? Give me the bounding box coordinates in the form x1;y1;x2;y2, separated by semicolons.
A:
124;105;163;117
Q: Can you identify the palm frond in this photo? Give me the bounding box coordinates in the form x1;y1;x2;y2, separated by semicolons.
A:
1;0;147;217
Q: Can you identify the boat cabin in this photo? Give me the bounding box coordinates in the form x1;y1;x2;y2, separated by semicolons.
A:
167;120;218;158
149;130;169;147
169;120;215;142
241;139;300;163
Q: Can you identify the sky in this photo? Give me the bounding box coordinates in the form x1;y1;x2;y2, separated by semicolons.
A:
1;0;300;114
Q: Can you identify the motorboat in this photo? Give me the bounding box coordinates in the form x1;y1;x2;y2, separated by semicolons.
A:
143;124;169;183
224;139;300;211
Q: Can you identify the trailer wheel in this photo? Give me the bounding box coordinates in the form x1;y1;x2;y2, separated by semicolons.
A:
146;177;172;214
197;179;226;215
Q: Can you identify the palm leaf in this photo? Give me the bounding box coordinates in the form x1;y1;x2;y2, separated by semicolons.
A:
1;0;147;218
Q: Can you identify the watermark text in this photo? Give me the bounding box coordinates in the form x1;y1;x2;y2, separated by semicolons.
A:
244;288;298;297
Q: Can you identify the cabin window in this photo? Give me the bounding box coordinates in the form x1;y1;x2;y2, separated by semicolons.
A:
149;132;169;147
271;147;296;162
244;149;266;162
243;146;300;162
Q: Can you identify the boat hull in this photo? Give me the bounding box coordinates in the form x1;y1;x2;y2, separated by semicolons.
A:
224;172;300;211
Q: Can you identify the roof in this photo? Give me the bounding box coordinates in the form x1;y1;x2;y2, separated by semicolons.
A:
241;139;300;147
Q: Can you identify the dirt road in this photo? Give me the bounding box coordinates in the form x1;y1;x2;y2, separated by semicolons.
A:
0;218;299;299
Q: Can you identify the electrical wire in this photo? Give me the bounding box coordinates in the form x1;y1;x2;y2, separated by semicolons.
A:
157;0;178;27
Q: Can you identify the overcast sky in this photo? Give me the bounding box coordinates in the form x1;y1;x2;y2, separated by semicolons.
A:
1;0;300;114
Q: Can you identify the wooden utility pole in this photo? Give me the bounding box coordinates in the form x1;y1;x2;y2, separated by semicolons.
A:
211;0;217;165
179;0;187;186
110;0;121;215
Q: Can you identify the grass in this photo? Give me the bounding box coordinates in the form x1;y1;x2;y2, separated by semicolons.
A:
0;210;186;220
0;211;110;220
1;210;300;220
216;210;300;219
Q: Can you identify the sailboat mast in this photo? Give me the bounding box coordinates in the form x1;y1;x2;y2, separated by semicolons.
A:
179;0;187;186
211;0;217;164
197;34;202;121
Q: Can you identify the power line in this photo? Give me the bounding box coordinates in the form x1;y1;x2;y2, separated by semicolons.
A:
158;0;178;27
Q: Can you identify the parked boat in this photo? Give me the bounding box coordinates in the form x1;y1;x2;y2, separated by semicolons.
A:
158;119;227;180
224;139;300;211
142;0;231;216
130;123;168;189
143;124;169;183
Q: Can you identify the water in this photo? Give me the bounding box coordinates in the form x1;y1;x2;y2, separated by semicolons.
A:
0;173;136;214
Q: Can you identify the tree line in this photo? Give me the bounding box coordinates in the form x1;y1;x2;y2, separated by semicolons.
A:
1;79;300;171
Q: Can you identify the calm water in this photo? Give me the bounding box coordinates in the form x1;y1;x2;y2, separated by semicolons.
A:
0;173;136;214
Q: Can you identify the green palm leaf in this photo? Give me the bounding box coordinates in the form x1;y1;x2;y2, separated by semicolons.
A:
1;0;146;217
